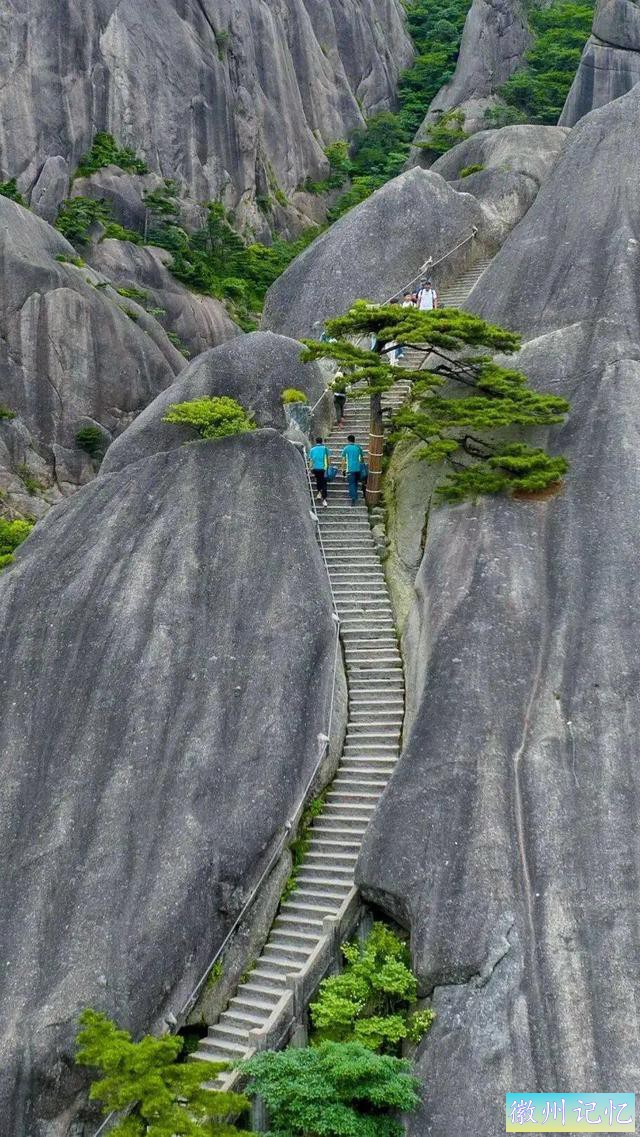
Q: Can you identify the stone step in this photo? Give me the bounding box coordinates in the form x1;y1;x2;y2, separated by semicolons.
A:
306;846;360;862
248;968;289;990
294;884;352;902
270;927;324;948
275;912;326;934
308;833;362;852
261;941;313;962
199;1035;248;1057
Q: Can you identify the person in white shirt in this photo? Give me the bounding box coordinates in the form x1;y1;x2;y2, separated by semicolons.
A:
417;279;438;310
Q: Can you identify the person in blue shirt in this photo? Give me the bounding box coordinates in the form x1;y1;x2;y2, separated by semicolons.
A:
308;436;331;508
341;434;365;506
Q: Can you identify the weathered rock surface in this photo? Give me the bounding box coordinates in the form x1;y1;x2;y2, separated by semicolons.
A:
87;239;240;360
103;331;328;476
0;427;338;1134
432;124;570;238
358;83;640;1134
261;168;488;339
412;0;532;146
3;0;413;235
560;0;640;125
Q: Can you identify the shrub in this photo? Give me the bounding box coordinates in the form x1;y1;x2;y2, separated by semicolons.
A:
0;178;25;205
75;132;148;178
17;463;44;495
76;426;107;459
55;252;86;266
281;793;326;902
75;1009;252;1137
459;162;485;177
483;103;528;128
243;1041;420;1137
416;110;468;157
103;221;143;244
116;285;149;302
497;1;594;123
166;331;191;358
281;388;308;404
55;197;111;243
310;922;434;1053
0;405;16;421
162;396;256;440
0;517;34;569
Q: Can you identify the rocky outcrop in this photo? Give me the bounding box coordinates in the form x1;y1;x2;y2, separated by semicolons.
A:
103;331;330;476
261;168;488;339
357;83;640;1135
560;0;640;125
0;424;339;1134
2;0;413;236
412;0;532;146
432;124;570;239
87;239;240;361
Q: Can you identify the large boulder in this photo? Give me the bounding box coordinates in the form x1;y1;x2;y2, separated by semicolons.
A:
261;168;488;339
0;426;339;1133
87;239;241;359
102;330;328;476
412;0;532;144
3;0;413;235
357;83;640;1135
560;0;640;125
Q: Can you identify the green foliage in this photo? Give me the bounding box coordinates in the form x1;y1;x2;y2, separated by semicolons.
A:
310;923;433;1053
281;794;326;902
166;331;192;358
243;1041;420;1137
104;221;143;244
281;388;308;404
75;1009;253;1137
55;252;86;266
117;285;149;302
206;959;224;991
0;177;26;205
304;141;354;194
459;163;485;178
75;132;148;178
302;302;569;502
483;104;528;129
497;1;594;123
76;426;107;459
416;111;468;157
17;463;44;495
143;180;181;223
0;405;16;420
55;197;111;243
0;517;34;569
162;396;256;441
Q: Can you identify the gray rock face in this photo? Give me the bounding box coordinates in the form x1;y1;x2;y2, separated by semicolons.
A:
560;0;640;127
412;0;532;144
29;156;70;224
103;331;328;476
357;83;640;1134
3;0;413;234
261;168;487;339
87;239;240;360
0;427;338;1134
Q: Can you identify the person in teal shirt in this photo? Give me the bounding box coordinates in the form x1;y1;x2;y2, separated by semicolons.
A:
309;437;331;508
341;435;365;505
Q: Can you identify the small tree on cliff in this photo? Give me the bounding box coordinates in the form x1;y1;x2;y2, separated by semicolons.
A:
76;1009;253;1136
302;302;569;505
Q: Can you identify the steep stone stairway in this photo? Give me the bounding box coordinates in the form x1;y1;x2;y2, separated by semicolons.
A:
192;254;491;1079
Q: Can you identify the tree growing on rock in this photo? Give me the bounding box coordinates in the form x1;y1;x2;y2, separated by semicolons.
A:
302;302;569;505
76;1009;253;1136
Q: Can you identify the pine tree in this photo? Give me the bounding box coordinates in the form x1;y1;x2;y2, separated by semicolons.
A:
302;301;569;504
76;1010;253;1137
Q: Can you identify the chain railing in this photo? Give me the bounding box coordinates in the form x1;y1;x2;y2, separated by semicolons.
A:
90;453;342;1137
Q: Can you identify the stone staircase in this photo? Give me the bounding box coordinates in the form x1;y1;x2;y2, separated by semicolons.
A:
437;255;493;309
192;254;492;1081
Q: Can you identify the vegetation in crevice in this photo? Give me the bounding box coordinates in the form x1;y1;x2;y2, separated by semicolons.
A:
280;792;327;902
0;178;26;205
75;132;148;179
491;0;595;125
310;922;435;1052
162;396;256;441
76;426;107;460
415;109;468;159
281;388;308;405
75;1009;254;1136
0;517;34;570
0;405;16;421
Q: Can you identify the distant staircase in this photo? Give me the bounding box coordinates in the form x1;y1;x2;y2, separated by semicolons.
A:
192;253;494;1082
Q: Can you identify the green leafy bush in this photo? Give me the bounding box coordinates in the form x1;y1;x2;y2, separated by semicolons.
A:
116;285;149;302
162;396;256;440
0;405;16;421
75;1009;253;1137
459;162;485;177
281;793;326;902
281;388;308;404
55;197;111;243
103;221;143;244
75;132;148;178
55;253;86;267
0;178;25;205
76;426;107;459
310;922;434;1052
0;517;34;569
416;110;468;156
17;463;44;495
244;1041;420;1137
497;1;594;123
483;104;528;128
166;331;191;358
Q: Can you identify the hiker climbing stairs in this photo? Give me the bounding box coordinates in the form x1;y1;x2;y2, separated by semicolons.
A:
192;253;493;1080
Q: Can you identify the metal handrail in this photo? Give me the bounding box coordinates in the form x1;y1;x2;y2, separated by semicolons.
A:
91;452;342;1137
